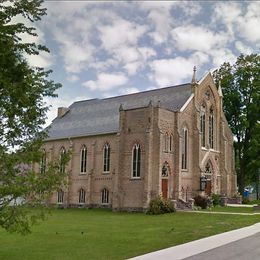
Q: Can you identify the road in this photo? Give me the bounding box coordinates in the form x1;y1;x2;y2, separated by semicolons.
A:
184;232;260;260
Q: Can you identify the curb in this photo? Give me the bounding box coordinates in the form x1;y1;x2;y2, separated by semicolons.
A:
130;222;260;260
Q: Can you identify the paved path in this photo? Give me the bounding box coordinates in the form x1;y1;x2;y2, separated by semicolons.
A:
130;223;260;260
185;232;260;260
184;210;260;216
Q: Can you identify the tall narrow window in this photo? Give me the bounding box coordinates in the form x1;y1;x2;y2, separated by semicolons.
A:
80;145;87;173
209;108;214;149
101;188;109;204
57;189;64;204
169;134;173;152
200;107;206;147
79;188;86;204
164;133;168;151
103;143;110;172
40;149;47;174
59;147;66;174
132;144;141;178
181;128;188;170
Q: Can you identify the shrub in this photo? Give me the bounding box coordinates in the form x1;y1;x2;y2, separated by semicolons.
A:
194;195;212;209
242;197;250;204
147;196;175;215
211;193;221;206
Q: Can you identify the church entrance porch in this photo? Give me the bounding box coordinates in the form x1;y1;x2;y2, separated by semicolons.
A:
161;162;170;199
161;179;168;199
205;179;212;196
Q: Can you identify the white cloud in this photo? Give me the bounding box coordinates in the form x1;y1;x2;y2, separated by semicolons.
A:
124;61;143;76
235;41;254;55
171;25;228;52
236;2;260;43
139;2;175;45
66;74;80;83
210;49;236;67
150;52;209;86
25;51;53;68
213;2;260;44
120;87;139;95
83;73;128;91
44;95;92;127
99;18;147;50
213;2;242;35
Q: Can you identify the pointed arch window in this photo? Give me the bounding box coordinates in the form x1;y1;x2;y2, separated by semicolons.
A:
57;189;64;204
59;147;66;174
80;145;87;173
132;143;141;178
169;134;173;152
79;188;86;204
164;133;168;151
209;108;214;149
101;188;109;204
103;143;110;172
181;128;188;170
40;149;47;174
200;105;206;147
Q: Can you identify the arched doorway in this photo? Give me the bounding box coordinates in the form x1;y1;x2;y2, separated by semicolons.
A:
161;162;170;199
204;161;213;195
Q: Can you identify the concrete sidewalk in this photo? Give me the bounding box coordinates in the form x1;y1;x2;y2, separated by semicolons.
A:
130;222;260;260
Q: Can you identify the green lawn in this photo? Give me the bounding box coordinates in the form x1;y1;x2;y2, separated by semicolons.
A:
0;208;259;260
203;206;259;213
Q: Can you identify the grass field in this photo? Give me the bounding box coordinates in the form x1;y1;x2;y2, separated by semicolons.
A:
0;208;259;260
203;206;260;213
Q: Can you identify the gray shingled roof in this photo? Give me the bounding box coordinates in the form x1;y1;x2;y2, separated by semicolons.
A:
46;83;192;140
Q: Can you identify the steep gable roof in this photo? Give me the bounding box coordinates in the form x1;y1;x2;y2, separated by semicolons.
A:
46;83;192;140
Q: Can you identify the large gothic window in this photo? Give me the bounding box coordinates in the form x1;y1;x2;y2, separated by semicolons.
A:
103;143;110;172
79;188;86;204
209;108;214;149
200;105;206;147
40;149;47;174
132;144;141;178
80;145;87;173
181;128;188;170
57;189;64;204
59;147;66;174
101;188;109;204
169;134;173;152
164;133;168;151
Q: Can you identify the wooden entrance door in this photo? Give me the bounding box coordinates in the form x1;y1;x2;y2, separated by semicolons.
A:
162;179;168;199
205;180;211;195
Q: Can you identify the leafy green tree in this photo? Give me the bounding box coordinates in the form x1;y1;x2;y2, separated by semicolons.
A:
213;54;260;196
0;0;67;234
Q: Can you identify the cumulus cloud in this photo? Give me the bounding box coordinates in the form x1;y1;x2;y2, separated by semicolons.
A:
213;2;260;44
83;73;128;91
235;41;254;55
66;74;80;83
150;52;209;86
236;2;260;43
120;87;139;95
138;1;176;45
99;18;147;50
210;49;236;67
171;25;228;52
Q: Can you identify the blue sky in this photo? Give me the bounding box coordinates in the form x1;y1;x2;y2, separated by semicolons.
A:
21;1;260;125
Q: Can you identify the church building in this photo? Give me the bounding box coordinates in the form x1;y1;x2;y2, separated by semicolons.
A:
40;69;236;211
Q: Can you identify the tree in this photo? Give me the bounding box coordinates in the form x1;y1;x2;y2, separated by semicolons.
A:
213;54;260;196
0;0;67;234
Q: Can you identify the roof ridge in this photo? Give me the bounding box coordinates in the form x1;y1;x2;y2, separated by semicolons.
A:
72;83;191;105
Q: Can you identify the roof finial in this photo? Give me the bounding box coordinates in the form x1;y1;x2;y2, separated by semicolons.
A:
218;80;223;97
191;66;197;84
